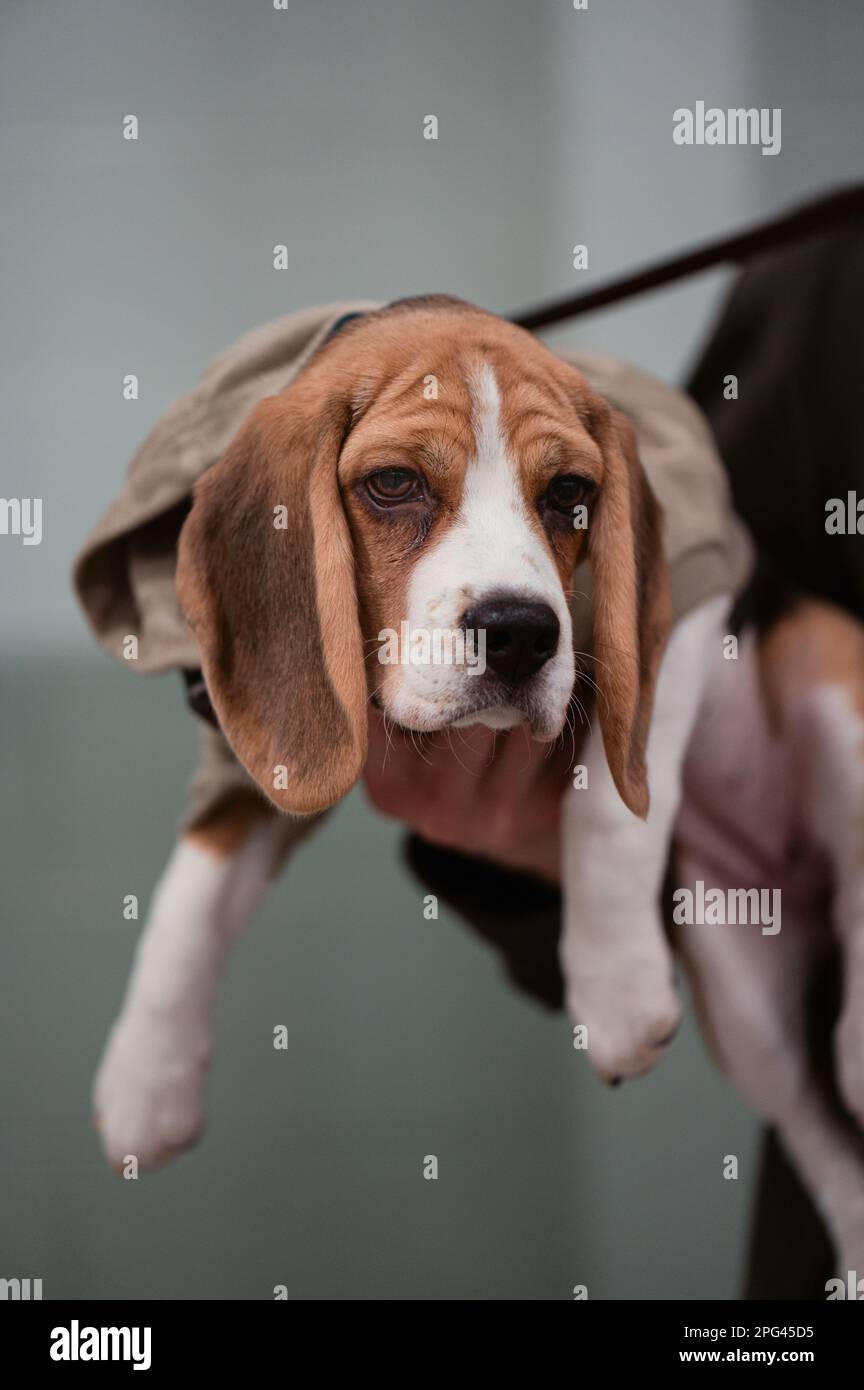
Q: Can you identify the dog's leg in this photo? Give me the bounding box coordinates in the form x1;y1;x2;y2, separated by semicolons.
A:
763;603;864;1133
559;594;729;1082
676;843;864;1275
93;792;298;1172
676;606;864;1274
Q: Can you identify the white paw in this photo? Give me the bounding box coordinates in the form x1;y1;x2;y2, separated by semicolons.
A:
93;1006;210;1172
564;952;681;1084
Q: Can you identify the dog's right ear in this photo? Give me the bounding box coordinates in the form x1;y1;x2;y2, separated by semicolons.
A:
586;402;672;820
176;387;368;816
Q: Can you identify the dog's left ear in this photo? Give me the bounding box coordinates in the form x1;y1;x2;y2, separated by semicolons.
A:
176;385;367;817
587;403;672;819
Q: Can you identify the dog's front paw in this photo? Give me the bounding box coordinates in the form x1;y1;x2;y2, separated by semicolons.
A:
92;1007;210;1172
563;951;681;1084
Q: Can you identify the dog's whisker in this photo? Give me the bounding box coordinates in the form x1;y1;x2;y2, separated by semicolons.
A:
514;721;539;774
563;703;580;766
380;710;398;768
445;726;484;777
409;727;433;765
457;723;499;770
573;667;601;698
572;648;616;672
366;676;389;706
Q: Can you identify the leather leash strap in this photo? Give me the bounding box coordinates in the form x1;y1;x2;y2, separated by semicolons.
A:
508;184;864;331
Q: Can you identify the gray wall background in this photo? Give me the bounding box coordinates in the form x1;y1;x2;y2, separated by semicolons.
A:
1;0;862;1299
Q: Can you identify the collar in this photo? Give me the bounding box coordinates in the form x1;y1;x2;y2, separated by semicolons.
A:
320;309;370;345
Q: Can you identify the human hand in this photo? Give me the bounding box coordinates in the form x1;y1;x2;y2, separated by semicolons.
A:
362;711;579;884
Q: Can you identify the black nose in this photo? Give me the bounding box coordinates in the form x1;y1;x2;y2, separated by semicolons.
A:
462;595;560;685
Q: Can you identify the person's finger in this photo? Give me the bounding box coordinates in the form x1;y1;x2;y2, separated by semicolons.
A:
462;724;569;856
365;718;497;845
415;726;502;833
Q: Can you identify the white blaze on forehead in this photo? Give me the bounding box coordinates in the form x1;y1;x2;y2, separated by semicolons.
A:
461;363;536;567
469;362;507;487
407;361;563;616
406;361;569;622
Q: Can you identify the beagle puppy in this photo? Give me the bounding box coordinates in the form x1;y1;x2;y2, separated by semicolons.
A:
90;295;864;1278
93;294;698;1169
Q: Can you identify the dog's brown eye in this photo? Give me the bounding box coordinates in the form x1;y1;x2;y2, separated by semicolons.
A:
544;475;592;514
366;468;421;504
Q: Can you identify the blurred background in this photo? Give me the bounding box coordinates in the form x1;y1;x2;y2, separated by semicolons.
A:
1;0;862;1299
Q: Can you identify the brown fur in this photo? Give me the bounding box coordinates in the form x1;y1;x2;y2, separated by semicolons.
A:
585;407;671;816
760;598;864;730
186;790;272;859
176;388;367;817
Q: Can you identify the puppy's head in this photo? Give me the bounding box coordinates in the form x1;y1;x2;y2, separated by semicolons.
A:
177;297;670;818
